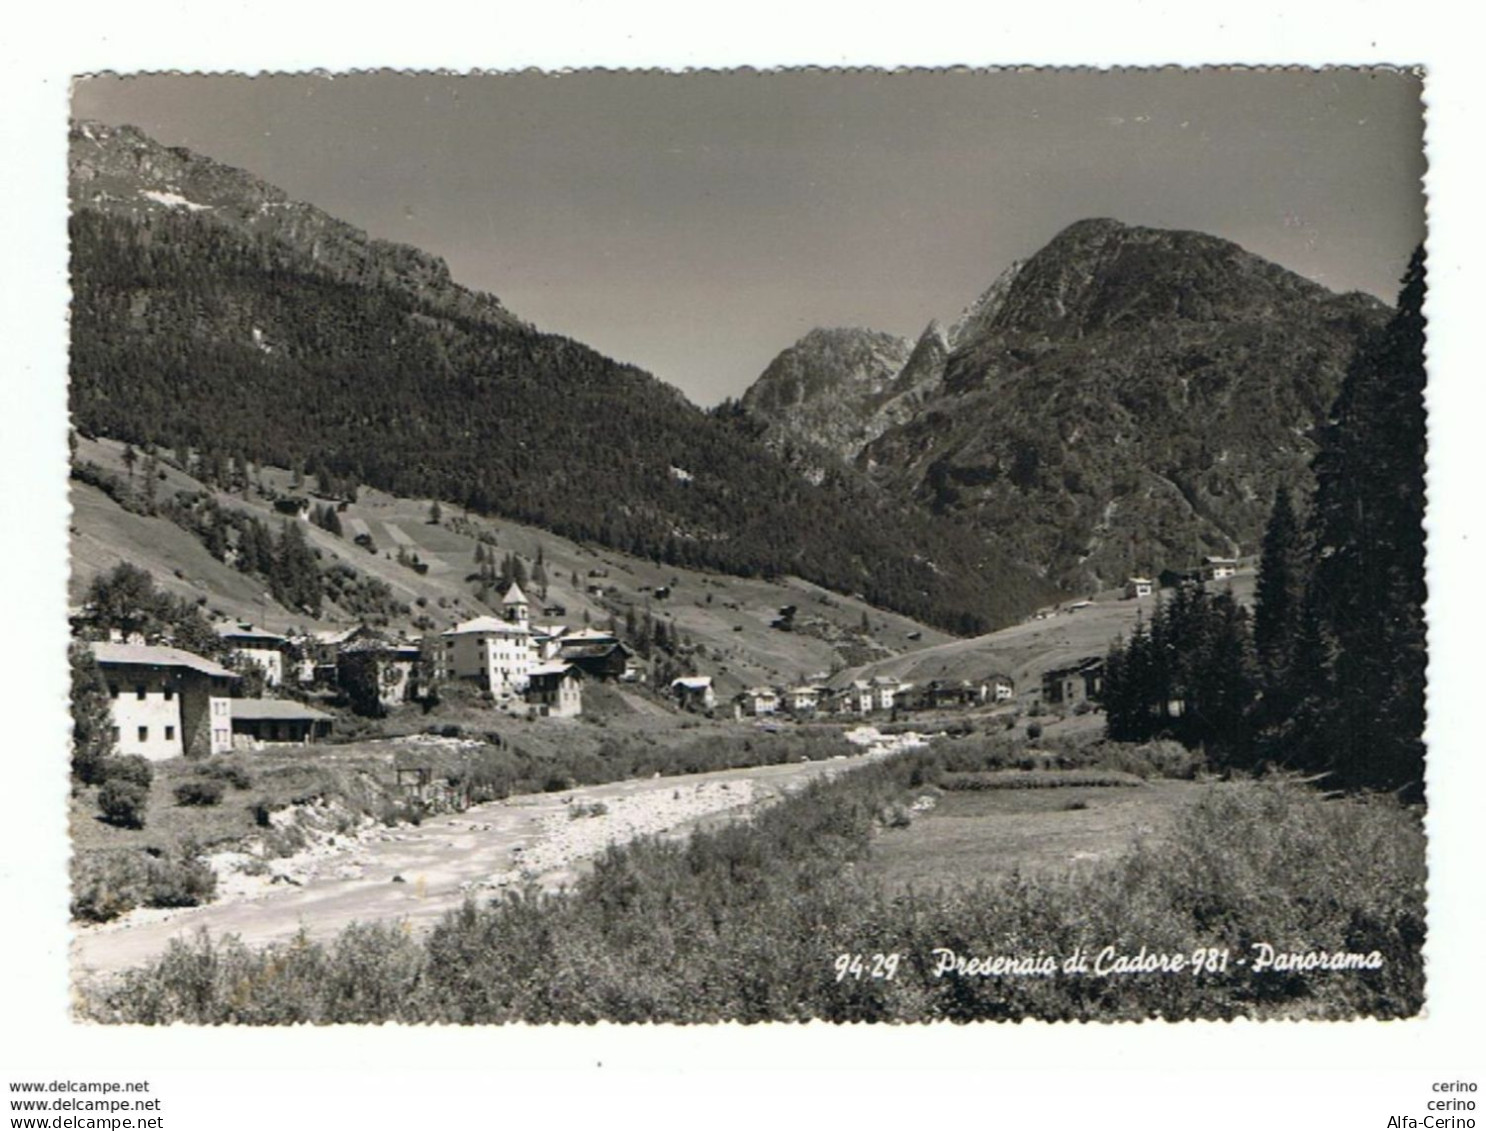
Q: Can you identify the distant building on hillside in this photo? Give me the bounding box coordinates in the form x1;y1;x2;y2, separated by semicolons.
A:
556;628;633;681
671;675;715;713
924;679;983;710
339;637;423;707
839;680;875;715
784;686;821;715
1124;577;1154;600
1041;657;1106;707
90;642;237;760
985;673;1016;702
526;663;583;718
437;615;535;698
215;622;289;686
870;675;903;712
230;698;333;747
303;624;378;684
735;687;780;718
1201;556;1239;581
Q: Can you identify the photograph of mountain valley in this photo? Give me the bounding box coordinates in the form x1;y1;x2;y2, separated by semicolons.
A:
64;68;1427;1023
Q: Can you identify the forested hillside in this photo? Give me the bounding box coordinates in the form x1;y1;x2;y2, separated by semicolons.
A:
68;127;1059;635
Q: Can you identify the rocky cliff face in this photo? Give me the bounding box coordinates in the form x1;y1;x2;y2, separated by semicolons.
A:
738;319;962;475
742;217;1390;590
863;219;1389;588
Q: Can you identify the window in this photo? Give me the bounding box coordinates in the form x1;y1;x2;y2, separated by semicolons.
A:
110;726;120;743
164;685;174;701
165;725;175;741
108;684;119;699
136;685;146;700
137;726;148;742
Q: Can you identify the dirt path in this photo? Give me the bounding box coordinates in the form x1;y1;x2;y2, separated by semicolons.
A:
72;730;920;980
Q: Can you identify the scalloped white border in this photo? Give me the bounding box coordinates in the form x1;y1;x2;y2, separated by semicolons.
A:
1;2;1480;1124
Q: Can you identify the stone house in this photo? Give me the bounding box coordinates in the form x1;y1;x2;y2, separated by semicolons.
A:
90;642;237;760
215;622;289;686
526;663;583;718
1041;657;1106;706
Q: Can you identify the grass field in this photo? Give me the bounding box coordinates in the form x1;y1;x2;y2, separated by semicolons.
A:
862;778;1204;893
833;570;1257;703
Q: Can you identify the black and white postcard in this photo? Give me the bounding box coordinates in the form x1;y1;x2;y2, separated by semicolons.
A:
3;7;1481;1126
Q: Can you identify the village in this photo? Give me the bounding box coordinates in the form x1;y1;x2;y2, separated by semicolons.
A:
75;549;1254;764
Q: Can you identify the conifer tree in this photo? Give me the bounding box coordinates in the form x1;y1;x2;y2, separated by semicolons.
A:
69;641;116;785
1294;247;1427;793
1253;486;1307;687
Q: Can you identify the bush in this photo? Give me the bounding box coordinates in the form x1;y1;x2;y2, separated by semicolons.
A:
1088;739;1206;780
144;854;218;908
79;773;1425;1023
71;848;218;923
174;779;225;807
200;758;254;790
98;779;148;828
1026;722;1044;741
102;754;154;789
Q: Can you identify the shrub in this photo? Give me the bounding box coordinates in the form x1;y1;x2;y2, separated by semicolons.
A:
568;801;609;820
200;758;254;790
174;779;225;807
98;779;148;828
1089;739;1206;780
144;854;218;908
1026;722;1043;741
938;769;1143;791
70;852;145;922
102;754;154;789
71;848;218;922
78;773;1425;1023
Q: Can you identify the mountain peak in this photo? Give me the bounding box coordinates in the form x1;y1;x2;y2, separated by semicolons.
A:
983;217;1366;342
70;118;521;329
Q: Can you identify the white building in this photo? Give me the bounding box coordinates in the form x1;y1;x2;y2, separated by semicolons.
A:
784;686;821;715
671;675;716;712
437;582;538;698
736;686;780;717
1202;557;1239;581
437;616;535;697
91;642;237;760
1124;577;1154;600
526;663;583;718
870;675;902;712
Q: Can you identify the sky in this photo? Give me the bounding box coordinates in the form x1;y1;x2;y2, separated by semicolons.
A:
72;69;1426;406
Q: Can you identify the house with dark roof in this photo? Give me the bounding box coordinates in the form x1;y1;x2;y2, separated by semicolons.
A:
1040;657;1106;706
556;635;634;681
215;622;289;686
339;637;424;707
230;698;334;746
525;663;583;718
90;642;238;760
671;675;716;712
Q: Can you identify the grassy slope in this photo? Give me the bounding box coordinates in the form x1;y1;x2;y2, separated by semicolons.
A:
70;435;953;695
834;572;1257;699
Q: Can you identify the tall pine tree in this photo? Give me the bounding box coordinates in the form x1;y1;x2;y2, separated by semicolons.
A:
1295;247;1427;793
